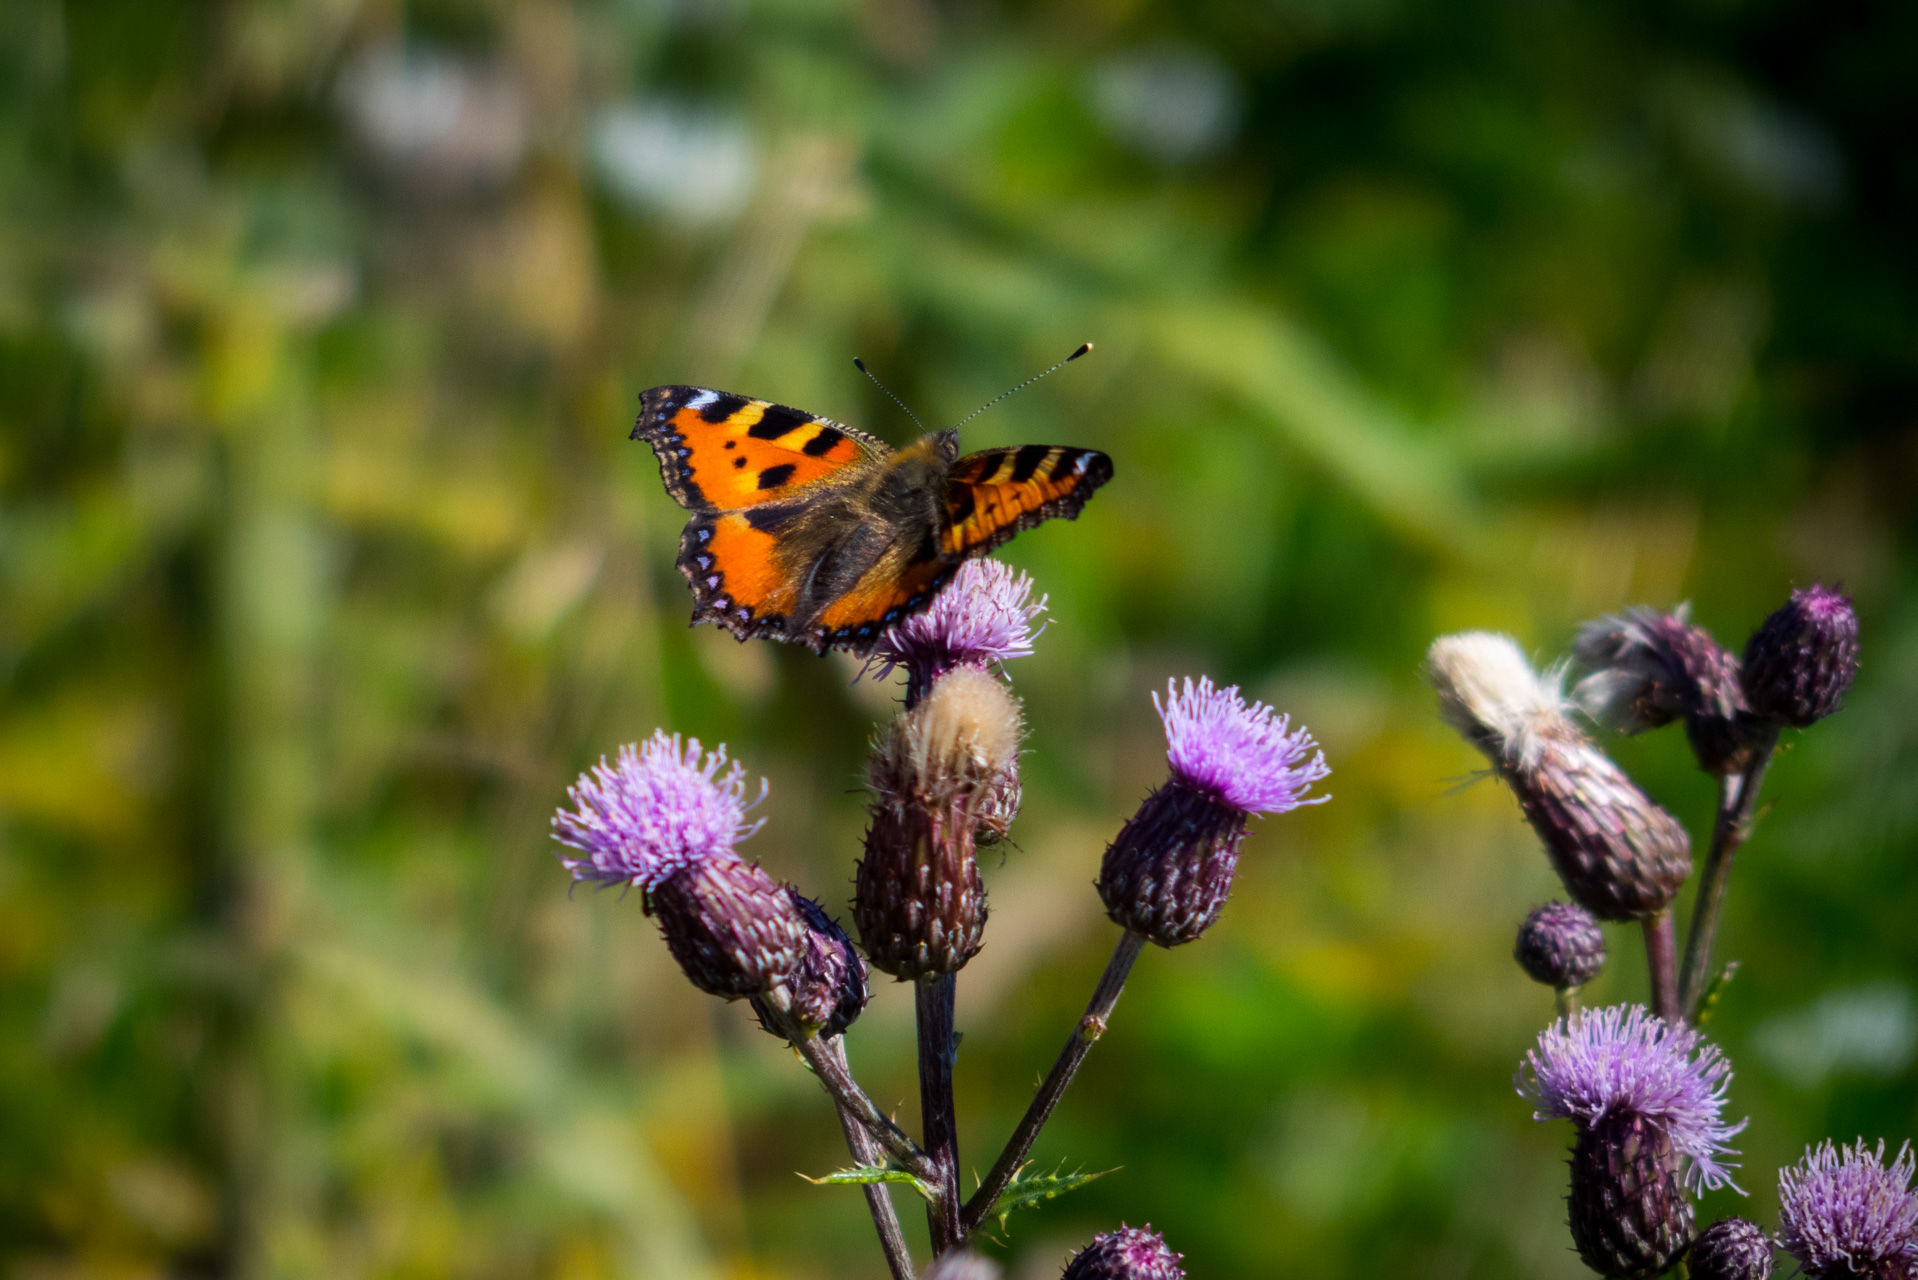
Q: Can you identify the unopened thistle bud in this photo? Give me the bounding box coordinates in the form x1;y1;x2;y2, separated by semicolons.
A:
1515;901;1606;991
1742;585;1861;729
1519;1005;1745;1278
855;666;1023;979
1778;1140;1918;1280
1428;633;1692;921
1688;1218;1775;1280
1060;1225;1186;1280
553;733;806;1006
1574;606;1760;775
1098;677;1328;948
752;891;868;1039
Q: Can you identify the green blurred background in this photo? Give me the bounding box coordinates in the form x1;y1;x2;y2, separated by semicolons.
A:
2;0;1914;1276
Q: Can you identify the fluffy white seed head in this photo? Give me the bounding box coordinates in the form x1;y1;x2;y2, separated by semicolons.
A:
1427;631;1575;770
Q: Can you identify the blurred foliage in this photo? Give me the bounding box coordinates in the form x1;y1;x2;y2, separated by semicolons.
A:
1;0;1914;1277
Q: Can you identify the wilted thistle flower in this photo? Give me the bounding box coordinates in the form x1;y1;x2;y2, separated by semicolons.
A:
1060;1224;1186;1280
1777;1140;1918;1280
869;557;1045;841
554;733;807;1009
1097;677;1329;948
1427;632;1692;921
1688;1217;1775;1280
751;891;868;1039
855;666;1023;979
1743;585;1861;729
1573;606;1759;775
1515;901;1607;991
1518;1005;1746;1278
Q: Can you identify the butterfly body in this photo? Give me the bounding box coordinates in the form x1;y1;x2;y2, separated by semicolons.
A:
634;385;1111;654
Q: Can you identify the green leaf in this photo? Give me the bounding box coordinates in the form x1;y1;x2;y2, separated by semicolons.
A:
800;1163;938;1204
985;1161;1114;1227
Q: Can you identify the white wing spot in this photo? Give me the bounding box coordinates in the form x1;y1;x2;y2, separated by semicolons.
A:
687;390;719;411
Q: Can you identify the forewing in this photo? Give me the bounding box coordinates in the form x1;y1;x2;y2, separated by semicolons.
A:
634;385;888;512
940;445;1113;558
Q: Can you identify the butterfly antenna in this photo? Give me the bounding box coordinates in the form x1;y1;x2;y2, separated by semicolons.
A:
951;342;1093;431
853;357;928;434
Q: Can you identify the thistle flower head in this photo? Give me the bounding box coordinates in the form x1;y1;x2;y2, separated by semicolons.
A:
1060;1224;1186;1280
553;731;765;890
1429;631;1691;920
1743;584;1861;728
868;558;1046;699
1573;605;1759;773
1155;676;1330;815
1778;1140;1918;1279
1517;1004;1745;1192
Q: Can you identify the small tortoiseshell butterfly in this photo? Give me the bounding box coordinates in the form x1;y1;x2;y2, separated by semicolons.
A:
633;382;1113;655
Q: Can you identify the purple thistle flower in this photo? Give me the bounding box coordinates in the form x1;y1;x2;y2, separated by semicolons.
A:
1778;1140;1918;1280
1099;678;1328;948
1060;1224;1186;1280
553;731;765;890
1518;1004;1746;1193
1155;676;1330;815
868;558;1047;704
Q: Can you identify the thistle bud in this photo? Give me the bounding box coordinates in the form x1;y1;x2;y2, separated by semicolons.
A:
752;891;868;1039
1060;1225;1186;1280
855;666;1022;979
1688;1218;1775;1280
1573;606;1761;775
1515;901;1606;990
1428;633;1692;921
1098;677;1328;948
1742;585;1860;728
1778;1140;1918;1280
1520;1006;1745;1279
554;733;807;1005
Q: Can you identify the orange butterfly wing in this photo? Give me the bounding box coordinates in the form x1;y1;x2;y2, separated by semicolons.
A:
638;386;904;650
940;445;1114;558
633;385;886;512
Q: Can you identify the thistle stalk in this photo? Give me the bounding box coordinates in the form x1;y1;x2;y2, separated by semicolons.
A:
821;1036;915;1280
918;976;963;1253
1678;739;1776;1020
963;930;1146;1234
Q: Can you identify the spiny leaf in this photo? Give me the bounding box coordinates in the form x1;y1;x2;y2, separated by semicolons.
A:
986;1161;1114;1227
800;1163;937;1204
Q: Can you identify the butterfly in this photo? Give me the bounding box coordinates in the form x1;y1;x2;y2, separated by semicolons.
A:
633;384;1113;655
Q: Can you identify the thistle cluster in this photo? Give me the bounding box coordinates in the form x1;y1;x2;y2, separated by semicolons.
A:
550;558;1327;1277
1430;584;1878;1280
